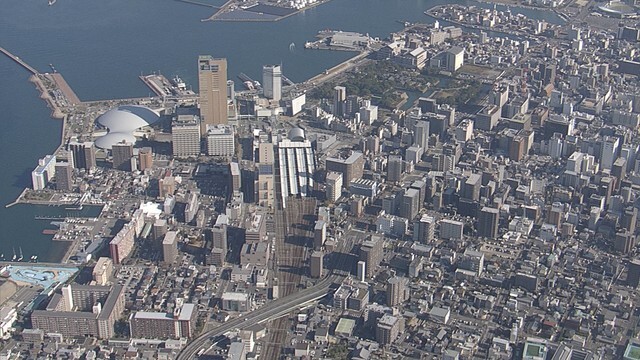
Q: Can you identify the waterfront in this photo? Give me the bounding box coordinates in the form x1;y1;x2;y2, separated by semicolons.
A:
0;0;562;262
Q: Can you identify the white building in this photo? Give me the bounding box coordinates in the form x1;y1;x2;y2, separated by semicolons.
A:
172;114;201;158
446;46;464;72
31;154;57;190
440;219;464;240
206;124;235;157
326;171;343;202
263;64;282;102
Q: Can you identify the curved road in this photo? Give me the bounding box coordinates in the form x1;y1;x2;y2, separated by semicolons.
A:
177;274;341;359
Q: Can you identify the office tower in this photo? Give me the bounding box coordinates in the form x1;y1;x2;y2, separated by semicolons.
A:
92;257;113;286
325;171;343;202
414;214;435;243
69;141;96;170
310;251;323;278
314;220;327;249
400;188;420;220
262;64;282;101
414;120;430;150
333;86;346;117
462;173;481;202
130;303;197;339
357;261;366;282
622;207;638;234
386;276;408;306
206;124;235;156
153;219;168;242
138;147;153;171
111;141;134;171
615;231;635;254
418;97;437;113
478;206;499;239
326;151;364;184
162;231;178;263
55;162;73;191
359;236;384;278
172;114;201;158
387;155;403;183
459;249;485;276
440;219;464;240
230;162;241;193
628;259;640;288
198;55;228;130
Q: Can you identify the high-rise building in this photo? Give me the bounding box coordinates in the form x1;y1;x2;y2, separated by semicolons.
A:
206;124;235;156
69;141;96;170
333;86;346;117
359;236;384;278
440;219;464;240
459;249;485;276
400;188;420;220
376;314;404;346
446;46;464;72
387;155;403;183
357;261;366;282
262;64;282;102
414;214;435;243
326;151;364;184
172;114;201;158
615;231;635;254
462;173;481;202
92;257;113;286
138;147;153;171
628;259;640;288
325;171;343;202
111;141;134;171
198;55;228;130
386;276;408;306
478;206;499;239
314;220;327;249
55;162;73;191
159;176;176;198
230;162;241;193
414;120;430;150
162;231;179;263
310;251;323;278
32;155;57;190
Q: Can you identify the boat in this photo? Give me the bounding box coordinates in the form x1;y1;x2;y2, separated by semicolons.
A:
11;248;16;262
18;247;23;262
30;255;38;263
289;42;295;52
66;205;83;211
172;76;187;90
48;0;56;5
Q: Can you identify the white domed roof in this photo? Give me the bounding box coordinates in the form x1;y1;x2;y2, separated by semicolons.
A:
95;105;160;149
288;127;305;142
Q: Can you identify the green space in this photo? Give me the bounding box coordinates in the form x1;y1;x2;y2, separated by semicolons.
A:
310;61;438;109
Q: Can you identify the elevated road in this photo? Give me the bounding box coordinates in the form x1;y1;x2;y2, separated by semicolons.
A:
177;273;341;359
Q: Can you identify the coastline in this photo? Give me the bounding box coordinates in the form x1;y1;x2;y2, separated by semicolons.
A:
206;0;333;22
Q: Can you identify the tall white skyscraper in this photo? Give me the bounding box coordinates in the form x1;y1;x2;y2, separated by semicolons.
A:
262;65;282;102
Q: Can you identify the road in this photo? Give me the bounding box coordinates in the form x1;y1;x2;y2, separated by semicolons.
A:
176;273;341;359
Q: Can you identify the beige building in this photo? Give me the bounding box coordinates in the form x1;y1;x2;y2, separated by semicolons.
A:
92;257;113;286
198;55;228;131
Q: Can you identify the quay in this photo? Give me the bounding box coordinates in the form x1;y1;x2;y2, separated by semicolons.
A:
46;73;81;105
306;50;371;86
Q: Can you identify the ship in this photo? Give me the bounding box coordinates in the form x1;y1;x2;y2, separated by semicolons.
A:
65;204;83;211
18;247;23;262
30;255;38;263
11;248;16;262
48;0;57;5
172;76;187;91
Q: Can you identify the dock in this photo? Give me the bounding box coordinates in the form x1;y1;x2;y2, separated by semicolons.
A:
175;0;220;8
139;74;170;97
0;46;38;74
46;73;81;105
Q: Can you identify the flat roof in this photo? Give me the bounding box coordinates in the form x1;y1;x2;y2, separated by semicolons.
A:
335;318;356;334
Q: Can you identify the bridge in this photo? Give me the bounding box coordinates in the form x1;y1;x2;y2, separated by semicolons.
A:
0;46;39;75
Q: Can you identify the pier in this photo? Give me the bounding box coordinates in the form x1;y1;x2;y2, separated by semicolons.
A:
0;46;38;74
175;0;220;8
